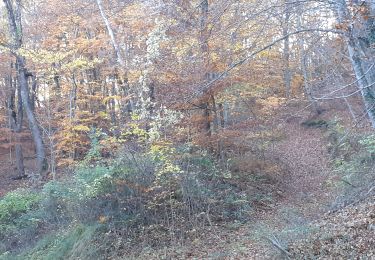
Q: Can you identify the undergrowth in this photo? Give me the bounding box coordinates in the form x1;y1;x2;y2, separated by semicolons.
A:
327;120;375;209
0;132;254;259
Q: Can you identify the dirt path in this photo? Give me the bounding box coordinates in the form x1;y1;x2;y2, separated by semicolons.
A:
245;122;333;258
186;119;336;259
245;121;334;258
270;122;333;219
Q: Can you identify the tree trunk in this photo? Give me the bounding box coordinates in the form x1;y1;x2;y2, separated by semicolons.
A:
110;80;117;125
96;0;125;67
30;74;37;111
203;101;211;136
335;0;375;127
200;0;211;136
69;74;78;121
17;57;47;175
296;11;320;114
7;72;25;177
211;94;219;133
53;74;61;98
3;0;47;176
282;0;292;98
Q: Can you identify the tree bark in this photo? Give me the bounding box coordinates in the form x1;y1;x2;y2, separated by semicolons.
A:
96;0;125;67
200;0;211;136
69;74;78;121
335;0;375;127
3;0;47;175
282;0;292;98
7;72;25;177
17;57;48;174
296;11;320;114
30;74;37;112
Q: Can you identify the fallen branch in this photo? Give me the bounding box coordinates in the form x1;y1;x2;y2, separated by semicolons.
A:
265;234;292;259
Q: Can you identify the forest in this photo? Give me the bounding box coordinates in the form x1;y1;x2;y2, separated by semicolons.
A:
0;0;374;259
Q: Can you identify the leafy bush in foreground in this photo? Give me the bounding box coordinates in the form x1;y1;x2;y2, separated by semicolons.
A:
0;141;252;259
0;190;40;235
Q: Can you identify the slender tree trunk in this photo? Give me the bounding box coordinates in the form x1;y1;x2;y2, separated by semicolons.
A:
69;74;78;121
53;74;61;98
200;0;211;136
296;12;319;114
30;74;37;111
17;57;48;174
14;83;25;177
336;0;375;127
211;94;218;133
7;73;25;177
96;0;125;67
282;0;292;98
203;102;211;136
14;143;24;177
110;80;117;125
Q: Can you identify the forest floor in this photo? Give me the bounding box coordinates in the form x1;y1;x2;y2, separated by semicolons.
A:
0;101;370;259
174;108;336;259
147;100;368;259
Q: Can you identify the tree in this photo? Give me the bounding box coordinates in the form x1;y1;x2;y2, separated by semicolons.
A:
335;0;375;127
2;0;47;176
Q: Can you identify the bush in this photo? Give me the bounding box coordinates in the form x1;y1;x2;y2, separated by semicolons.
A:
0;138;255;259
0;189;40;235
329;128;375;210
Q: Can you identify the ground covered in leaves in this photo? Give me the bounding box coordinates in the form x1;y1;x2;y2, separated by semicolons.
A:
1;101;374;259
289;195;375;259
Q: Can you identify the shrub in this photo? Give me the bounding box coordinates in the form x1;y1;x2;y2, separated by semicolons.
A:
330;129;375;210
0;189;40;235
0;134;255;258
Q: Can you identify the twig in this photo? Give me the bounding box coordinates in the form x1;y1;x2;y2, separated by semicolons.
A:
265;234;292;259
341;178;357;187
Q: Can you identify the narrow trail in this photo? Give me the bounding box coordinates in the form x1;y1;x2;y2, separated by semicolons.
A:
239;120;334;259
270;121;333;219
190;116;336;259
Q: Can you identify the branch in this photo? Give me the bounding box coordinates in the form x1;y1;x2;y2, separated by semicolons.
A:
265;235;292;259
313;63;375;100
313;80;375;100
184;28;343;103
